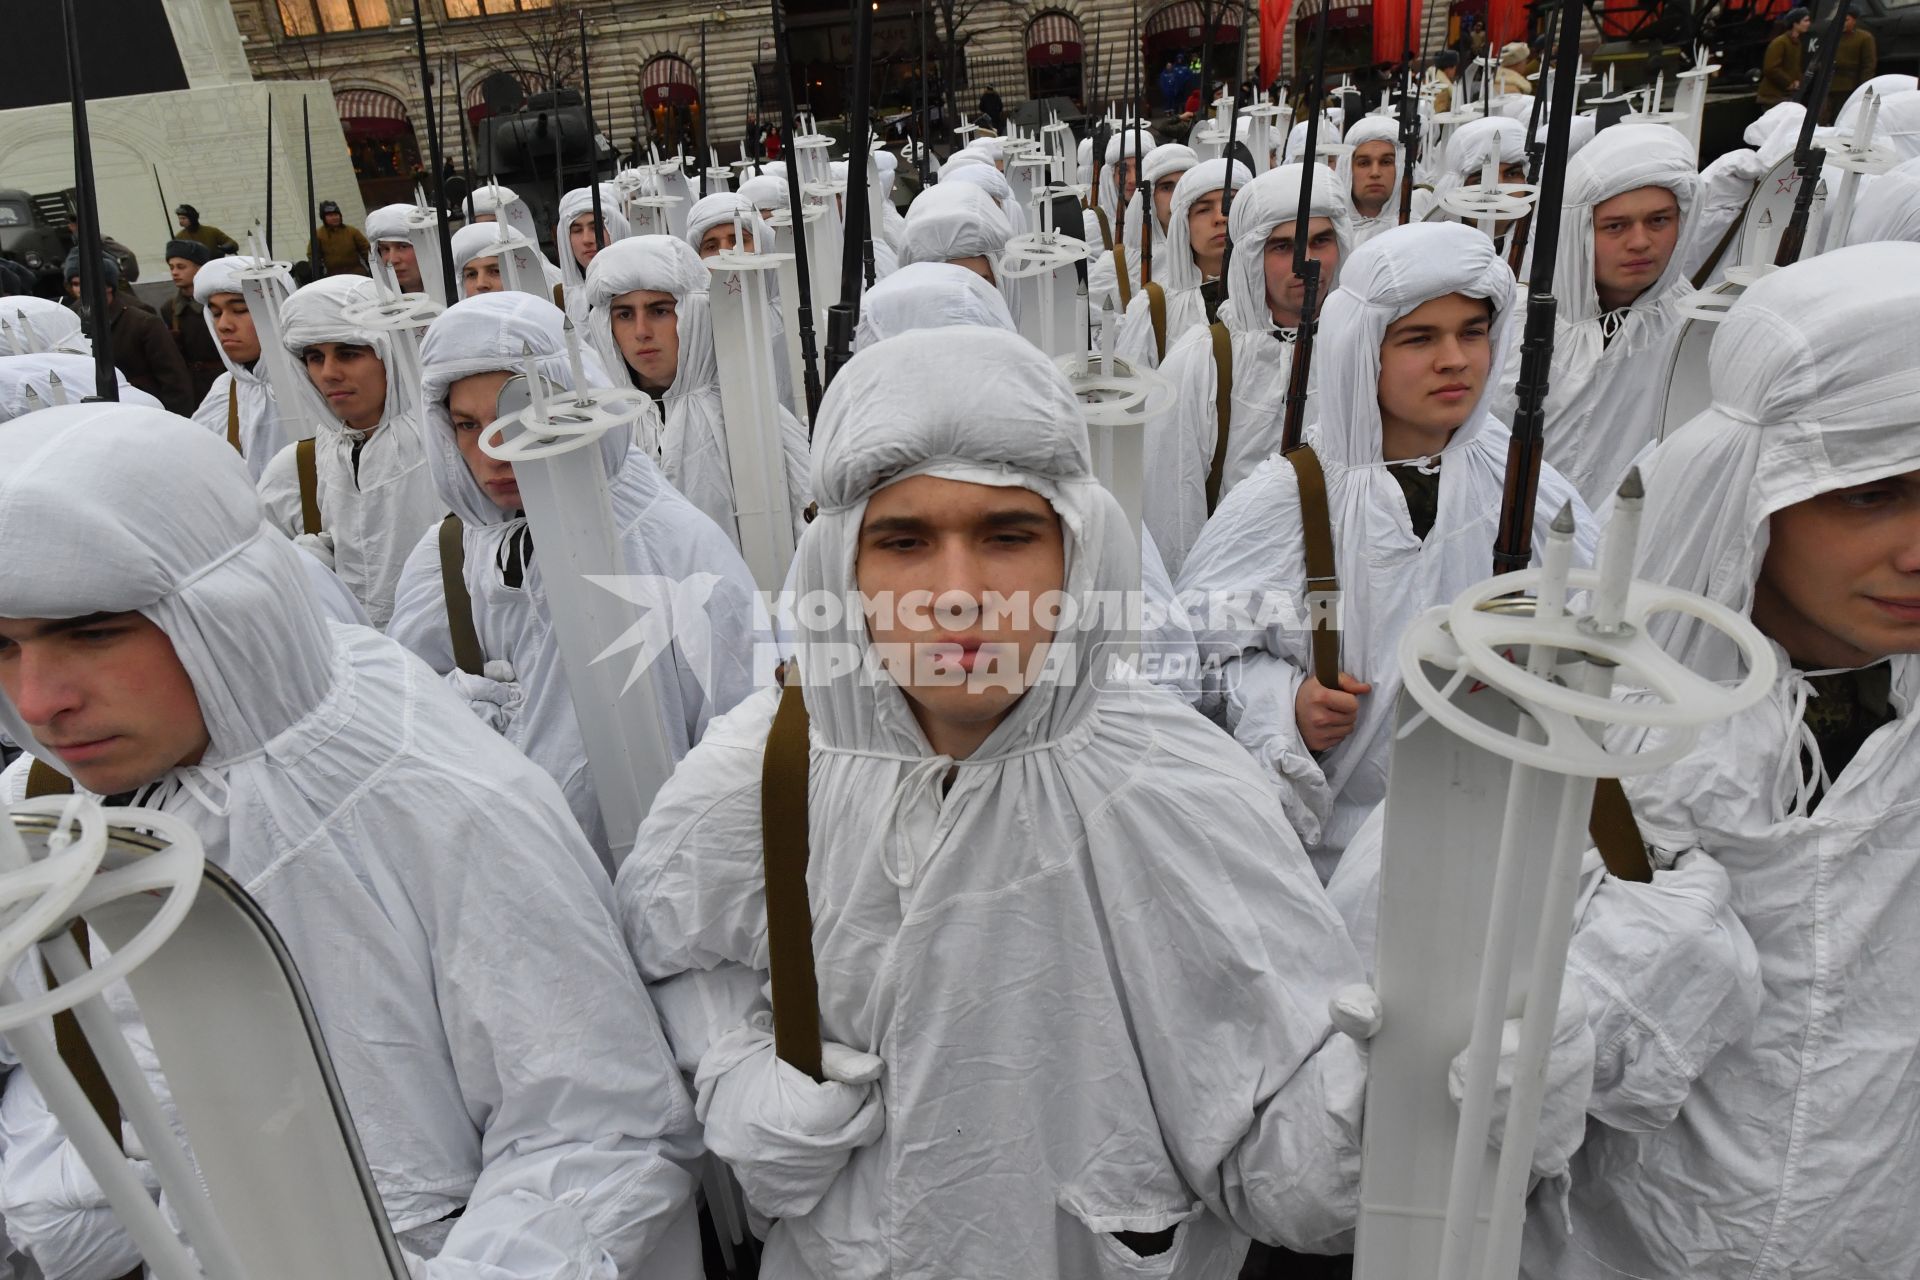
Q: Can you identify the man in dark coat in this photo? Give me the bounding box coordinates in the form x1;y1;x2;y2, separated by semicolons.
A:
63;248;195;415
163;239;224;405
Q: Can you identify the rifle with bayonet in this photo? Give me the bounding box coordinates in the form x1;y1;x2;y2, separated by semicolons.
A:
58;0;115;400
1774;0;1850;266
1278;0;1332;455
770;0;824;420
1491;0;1582;576
823;0;876;387
1505;2;1560;272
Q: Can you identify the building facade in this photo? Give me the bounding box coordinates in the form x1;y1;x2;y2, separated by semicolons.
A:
230;0;1533;211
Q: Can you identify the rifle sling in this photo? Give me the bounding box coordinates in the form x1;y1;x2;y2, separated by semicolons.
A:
225;381;242;455
1283;443;1341;689
761;681;824;1082
438;514;486;676
295;437;322;536
1146;283;1167;364
1205;321;1233;513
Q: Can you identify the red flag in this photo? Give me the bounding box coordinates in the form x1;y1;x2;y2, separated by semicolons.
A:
1374;0;1426;65
1259;0;1297;89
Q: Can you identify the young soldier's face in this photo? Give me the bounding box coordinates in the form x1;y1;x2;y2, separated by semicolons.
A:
167;257;200;294
302;340;387;431
1263;216;1341;328
1117;157;1139;210
1592;185;1681;311
446;369;522;512
1752;470;1920;669
1350;140;1397;213
697;222;756;258
610;289;681;391
378;240;422;292
207;293;260;364
856;475;1066;758
462;257;503;296
1152;170;1186;230
1375;292;1494;456
0;612;210;796
569;213;605;269
1187;190;1230;276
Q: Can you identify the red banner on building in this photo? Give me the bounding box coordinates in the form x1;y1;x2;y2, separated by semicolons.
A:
1373;0;1424;64
1259;0;1296;88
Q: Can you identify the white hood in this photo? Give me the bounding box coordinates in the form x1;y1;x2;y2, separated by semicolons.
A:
1143;163;1353;576
1847;154;1920;244
363;202;417;244
263;274;443;626
1335;115;1405;242
555;184;632;323
852;260;1016;350
1496;123;1701;507
899;182;1012;268
582;235;811;548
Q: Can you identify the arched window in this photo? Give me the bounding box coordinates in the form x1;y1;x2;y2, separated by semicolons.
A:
1143;0;1239;111
641;55;702;152
1291;0;1375;82
1025;10;1086;102
335;88;422;195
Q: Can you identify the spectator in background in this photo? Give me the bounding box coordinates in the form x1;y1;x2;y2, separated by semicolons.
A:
311;200;372;278
1758;8;1811;108
1160;57;1185;114
62;248;194;414
1827;12;1877;123
162;239;224;406
1426;49;1462;112
173;204;238;256
977;87;1005;135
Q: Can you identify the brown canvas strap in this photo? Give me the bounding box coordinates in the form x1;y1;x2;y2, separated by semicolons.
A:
1589;777;1653;882
761;680;824;1082
438;515;486;675
552;283;566;310
1092;203;1114;252
1112;242;1133;310
25;758;70;800
225;380;242;454
1283;444;1341;689
1205;323;1234;514
295;437;322;536
1147;283;1168;364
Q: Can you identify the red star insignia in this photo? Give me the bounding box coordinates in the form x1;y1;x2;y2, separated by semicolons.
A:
1775;177;1796;193
725;274;743;294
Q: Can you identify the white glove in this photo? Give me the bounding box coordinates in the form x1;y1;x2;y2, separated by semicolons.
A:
292;530;335;570
1449;982;1595;1180
694;1014;885;1220
446;660;522;732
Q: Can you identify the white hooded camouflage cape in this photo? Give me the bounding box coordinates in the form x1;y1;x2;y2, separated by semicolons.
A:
617;327;1371;1277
